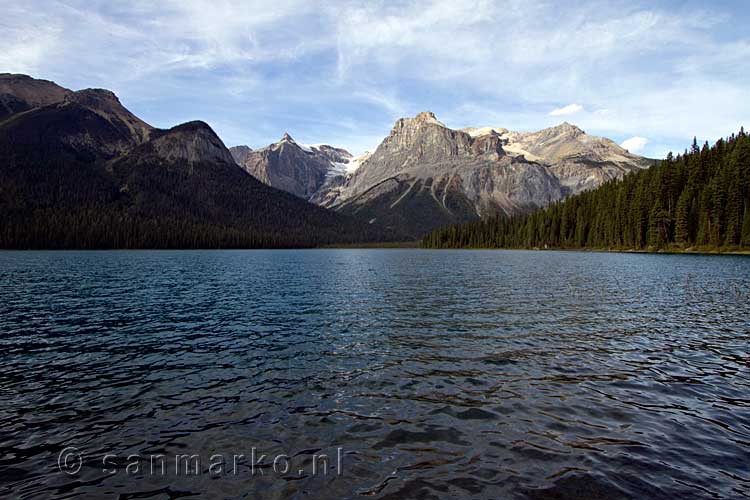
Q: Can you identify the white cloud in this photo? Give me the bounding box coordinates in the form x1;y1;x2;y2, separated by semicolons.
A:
549;104;584;116
2;0;748;158
621;136;649;153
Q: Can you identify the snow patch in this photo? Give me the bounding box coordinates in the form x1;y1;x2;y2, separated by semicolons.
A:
326;161;349;180
344;151;371;173
325;151;370;179
463;126;507;138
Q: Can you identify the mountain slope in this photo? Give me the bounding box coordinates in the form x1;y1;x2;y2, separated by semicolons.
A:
0;75;395;248
0;73;72;107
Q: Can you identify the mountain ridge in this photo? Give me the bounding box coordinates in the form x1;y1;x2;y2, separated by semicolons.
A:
0;74;397;248
307;112;652;238
233;111;652;240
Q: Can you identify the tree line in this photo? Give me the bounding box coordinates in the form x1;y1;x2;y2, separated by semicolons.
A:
422;128;750;251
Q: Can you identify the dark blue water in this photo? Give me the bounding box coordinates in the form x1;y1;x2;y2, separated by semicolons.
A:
1;250;749;499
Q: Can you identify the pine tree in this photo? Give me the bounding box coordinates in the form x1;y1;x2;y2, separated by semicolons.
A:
742;206;750;247
648;204;669;248
675;190;691;246
725;177;742;246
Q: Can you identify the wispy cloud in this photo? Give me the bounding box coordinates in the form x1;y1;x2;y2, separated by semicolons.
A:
1;0;748;157
549;104;584;116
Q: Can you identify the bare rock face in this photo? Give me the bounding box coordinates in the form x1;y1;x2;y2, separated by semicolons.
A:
335;111;506;203
148;121;236;166
232;133;356;200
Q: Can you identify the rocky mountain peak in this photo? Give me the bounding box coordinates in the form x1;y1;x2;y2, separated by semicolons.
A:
65;88;119;104
551;122;584;136
377;111;490;163
394;111;446;132
150;121;235;165
64;89;125;116
312;114;653;237
232;133;355;200
64;88;153;144
414;111;442;124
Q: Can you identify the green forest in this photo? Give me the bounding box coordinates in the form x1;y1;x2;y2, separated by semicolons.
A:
422;129;750;251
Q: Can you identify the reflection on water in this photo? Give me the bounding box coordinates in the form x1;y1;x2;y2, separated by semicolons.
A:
0;249;749;499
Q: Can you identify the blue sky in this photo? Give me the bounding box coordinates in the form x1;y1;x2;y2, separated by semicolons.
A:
2;0;749;158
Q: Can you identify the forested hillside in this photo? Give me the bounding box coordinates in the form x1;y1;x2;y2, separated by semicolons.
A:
0;121;395;249
0;79;397;249
422;129;750;251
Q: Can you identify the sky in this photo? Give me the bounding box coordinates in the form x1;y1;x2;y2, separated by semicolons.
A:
2;0;749;158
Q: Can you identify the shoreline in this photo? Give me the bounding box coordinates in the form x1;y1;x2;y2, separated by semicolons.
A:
2;244;748;255
415;245;750;255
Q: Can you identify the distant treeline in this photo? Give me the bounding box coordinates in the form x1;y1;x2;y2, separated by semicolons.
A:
422;129;750;250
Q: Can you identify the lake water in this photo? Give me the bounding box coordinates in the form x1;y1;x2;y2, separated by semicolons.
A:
1;249;749;499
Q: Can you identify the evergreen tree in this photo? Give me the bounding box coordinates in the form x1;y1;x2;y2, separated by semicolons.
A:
675;190;690;246
742;206;750;247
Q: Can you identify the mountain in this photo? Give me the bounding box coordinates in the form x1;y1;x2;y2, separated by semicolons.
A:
231;134;363;200
422;130;750;251
0;75;394;248
462;122;652;193
310;112;651;238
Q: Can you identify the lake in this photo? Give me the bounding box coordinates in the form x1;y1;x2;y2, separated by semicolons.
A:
1;250;749;499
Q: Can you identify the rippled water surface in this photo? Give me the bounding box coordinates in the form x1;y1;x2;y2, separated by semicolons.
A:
1;250;749;499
